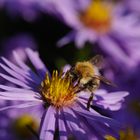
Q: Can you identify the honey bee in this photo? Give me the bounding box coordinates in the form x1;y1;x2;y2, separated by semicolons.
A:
67;55;115;110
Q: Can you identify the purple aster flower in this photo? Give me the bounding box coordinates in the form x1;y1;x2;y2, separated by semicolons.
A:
111;64;140;131
0;93;42;140
0;103;42;140
0;48;129;139
54;0;140;69
0;0;41;21
98;57;140;135
1;33;37;62
0;34;36;83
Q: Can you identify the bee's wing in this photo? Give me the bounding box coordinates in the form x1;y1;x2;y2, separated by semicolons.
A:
90;55;104;68
94;75;117;87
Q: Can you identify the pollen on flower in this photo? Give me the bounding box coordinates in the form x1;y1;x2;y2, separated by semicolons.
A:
80;0;112;33
40;70;78;108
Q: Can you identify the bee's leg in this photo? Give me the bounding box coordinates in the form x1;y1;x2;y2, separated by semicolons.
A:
87;92;94;110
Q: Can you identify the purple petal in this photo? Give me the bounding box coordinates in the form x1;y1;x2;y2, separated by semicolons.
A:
94;89;108;96
127;0;140;13
0;63;28;84
87;118;119;138
76;0;90;10
57;31;76;47
13;51;41;81
0;91;41;101
99;35;135;67
73;114;99;140
94;91;129;111
97;102;122;111
112;14;140;38
75;102;120;136
1;56;27;76
39;106;56;140
63;107;87;139
0;85;36;92
75;29;97;48
58;110;68;140
72;103;120;128
96;91;129;104
0;101;41;111
0;73;31;89
62;64;71;73
13;50;30;70
78;90;129;111
1;56;41;84
51;0;81;28
25;48;49;79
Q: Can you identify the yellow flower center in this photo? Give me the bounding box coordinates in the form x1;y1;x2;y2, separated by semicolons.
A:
80;1;112;34
119;128;138;140
12;114;38;139
105;128;138;140
40;70;78;108
105;135;117;140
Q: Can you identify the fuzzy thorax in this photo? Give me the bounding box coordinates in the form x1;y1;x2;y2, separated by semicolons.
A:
75;61;95;79
41;70;78;108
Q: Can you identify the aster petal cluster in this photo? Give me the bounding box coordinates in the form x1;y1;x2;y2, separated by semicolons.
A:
0;0;41;21
1;34;37;62
0;48;129;140
0;102;41;140
48;0;140;69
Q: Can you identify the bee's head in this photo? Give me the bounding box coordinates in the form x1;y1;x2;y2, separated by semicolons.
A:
69;67;81;82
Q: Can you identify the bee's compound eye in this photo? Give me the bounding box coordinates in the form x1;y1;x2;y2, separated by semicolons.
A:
70;72;79;82
70;71;77;77
69;72;75;78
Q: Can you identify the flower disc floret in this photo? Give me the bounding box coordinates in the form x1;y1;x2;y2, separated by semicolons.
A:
41;70;77;108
